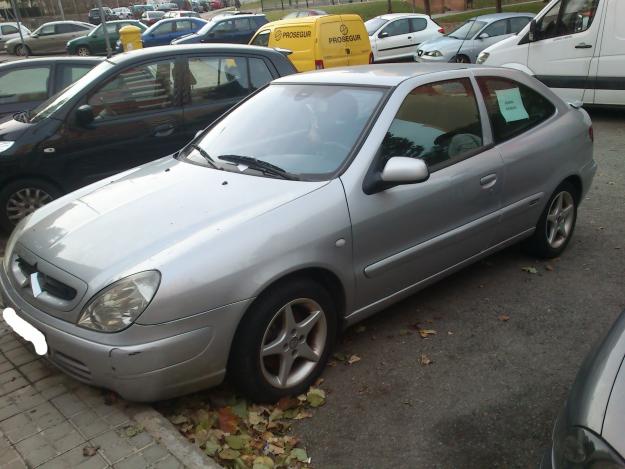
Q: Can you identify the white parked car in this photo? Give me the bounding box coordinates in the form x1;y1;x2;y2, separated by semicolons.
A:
0;22;31;46
366;13;444;62
478;0;625;107
113;7;132;19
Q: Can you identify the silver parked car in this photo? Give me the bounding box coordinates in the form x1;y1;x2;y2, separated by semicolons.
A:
542;310;625;468
417;13;534;63
0;64;596;402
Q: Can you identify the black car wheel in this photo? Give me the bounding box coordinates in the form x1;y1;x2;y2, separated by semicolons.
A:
0;180;61;232
229;277;337;402
15;44;30;56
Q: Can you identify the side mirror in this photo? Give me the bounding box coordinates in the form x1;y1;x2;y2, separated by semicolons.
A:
364;157;429;194
75;104;94;127
378;31;388;38
528;19;538;42
478;32;489;39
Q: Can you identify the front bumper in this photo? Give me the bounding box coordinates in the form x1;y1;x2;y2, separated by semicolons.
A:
0;264;252;402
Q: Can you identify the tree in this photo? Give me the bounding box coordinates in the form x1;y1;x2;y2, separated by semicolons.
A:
495;0;502;12
423;0;431;15
387;0;392;13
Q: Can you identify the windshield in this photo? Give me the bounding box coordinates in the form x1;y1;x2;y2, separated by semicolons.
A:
179;84;386;180
365;17;388;35
27;60;115;123
447;20;486;39
197;19;217;35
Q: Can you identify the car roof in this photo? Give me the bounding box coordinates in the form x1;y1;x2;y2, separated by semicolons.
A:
376;13;430;20
0;56;103;69
471;12;535;21
108;44;285;64
213;13;265;19
275;63;503;87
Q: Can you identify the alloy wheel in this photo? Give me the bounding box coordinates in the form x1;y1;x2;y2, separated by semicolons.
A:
260;298;327;389
77;46;90;56
6;187;53;224
545;191;575;249
16;45;27;56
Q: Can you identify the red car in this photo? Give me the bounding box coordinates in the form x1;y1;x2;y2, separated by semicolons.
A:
140;10;165;25
210;0;223;9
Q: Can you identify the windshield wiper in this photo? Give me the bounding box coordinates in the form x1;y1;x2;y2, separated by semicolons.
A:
217;155;299;180
188;144;218;168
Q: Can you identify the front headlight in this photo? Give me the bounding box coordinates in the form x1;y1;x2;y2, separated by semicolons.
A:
554;426;624;468
477;52;489;64
425;50;442;57
0;141;15;153
77;271;161;332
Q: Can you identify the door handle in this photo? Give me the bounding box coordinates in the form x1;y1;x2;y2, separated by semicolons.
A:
407;36;412;39
154;123;174;137
575;43;592;49
480;173;497;189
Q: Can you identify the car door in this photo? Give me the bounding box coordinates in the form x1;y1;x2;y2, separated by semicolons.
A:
0;24;19;46
49;56;186;188
205;19;237;43
528;0;604;103
343;76;504;310
375;18;412;61
30;23;56;54
0;65;51;118
54;24;89;53
593;0;625;106
469;19;510;61
181;54;276;142
174;19;194;41
409;17;433;49
54;62;95;93
233;18;255;43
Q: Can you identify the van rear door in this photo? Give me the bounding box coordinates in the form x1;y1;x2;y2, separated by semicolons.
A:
319;17;350;68
593;0;625;106
527;0;605;103
270;23;314;72
341;15;371;66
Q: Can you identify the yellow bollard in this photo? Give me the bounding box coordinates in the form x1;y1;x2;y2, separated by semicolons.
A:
119;25;143;52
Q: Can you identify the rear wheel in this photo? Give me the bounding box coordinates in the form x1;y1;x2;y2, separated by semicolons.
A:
229;278;337;402
15;44;30;56
0;180;61;233
76;46;91;56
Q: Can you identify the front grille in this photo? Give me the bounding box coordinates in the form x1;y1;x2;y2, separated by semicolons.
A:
49;351;92;383
16;257;77;301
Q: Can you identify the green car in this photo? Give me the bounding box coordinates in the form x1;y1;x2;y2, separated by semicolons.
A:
66;20;146;55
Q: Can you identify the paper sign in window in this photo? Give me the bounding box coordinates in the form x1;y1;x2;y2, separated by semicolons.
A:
495;88;529;123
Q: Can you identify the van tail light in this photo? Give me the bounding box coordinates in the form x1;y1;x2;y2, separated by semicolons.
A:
369;52;374;64
438;27;445;34
589;125;594;142
315;60;324;70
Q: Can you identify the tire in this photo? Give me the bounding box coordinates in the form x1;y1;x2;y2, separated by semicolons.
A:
76;46;91;56
522;181;578;259
453;54;471;63
0;179;61;233
229;278;338;402
15;44;30;57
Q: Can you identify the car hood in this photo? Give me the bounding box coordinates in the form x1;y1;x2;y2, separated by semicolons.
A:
171;33;200;44
0;117;33;140
16;157;328;284
418;35;461;52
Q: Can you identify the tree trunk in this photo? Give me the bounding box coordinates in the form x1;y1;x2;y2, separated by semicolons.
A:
423;0;431;16
387;0;392;14
495;0;502;12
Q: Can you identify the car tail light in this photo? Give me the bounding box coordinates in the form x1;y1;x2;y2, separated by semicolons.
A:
369;52;374;64
589;126;594;142
315;60;324;70
438;27;445;33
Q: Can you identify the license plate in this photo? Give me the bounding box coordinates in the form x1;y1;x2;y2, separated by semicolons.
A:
3;307;48;356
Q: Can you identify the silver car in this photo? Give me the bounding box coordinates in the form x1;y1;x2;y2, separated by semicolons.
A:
0;64;596;402
417;13;534;63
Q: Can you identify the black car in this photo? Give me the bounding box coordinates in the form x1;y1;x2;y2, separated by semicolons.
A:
0;44;296;231
88;7;118;25
0;57;101;119
172;14;267;45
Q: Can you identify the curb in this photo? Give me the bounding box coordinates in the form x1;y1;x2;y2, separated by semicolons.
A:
128;404;224;469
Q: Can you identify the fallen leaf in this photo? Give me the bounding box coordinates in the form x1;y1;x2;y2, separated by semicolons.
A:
347;354;361;365
294;410;313;420
306;388;326;408
231;399;248;420
417;327;437;339
218;407;238;433
333;352;348;362
522;266;538;274
219;448;240;460
170;414;189;425
545;264;554;271
268;408;283;422
82;445;99;457
204;439;220;457
289;447;309;463
498;314;510;322
253;455;275;469
276;396;299;411
248;411;265;426
420;354;433;366
447;331;454;335
266;443;285;455
225;435;246;450
123;424;143;438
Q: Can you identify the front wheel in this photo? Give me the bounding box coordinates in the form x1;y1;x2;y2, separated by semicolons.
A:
523;182;578;258
15;44;30;56
76;46;91;56
229;278;337;402
0;180;61;233
452;54;471;63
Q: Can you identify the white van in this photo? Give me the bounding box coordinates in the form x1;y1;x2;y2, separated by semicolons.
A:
477;0;624;106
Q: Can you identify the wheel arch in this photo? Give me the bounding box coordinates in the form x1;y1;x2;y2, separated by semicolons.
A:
562;174;583;204
0;174;66;195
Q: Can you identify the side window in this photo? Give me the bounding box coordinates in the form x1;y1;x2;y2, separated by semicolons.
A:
509;16;530;34
249;57;273;90
381;19;410;37
56;24;77;34
1;25;18;35
477;77;556;143
39;24;55;36
538;0;599;39
410;18;427;33
186;56;250;104
380;78;483;171
250;31;269;46
87;59;177;119
482;19;508;38
176;20;193;32
57;64;93;90
213;20;234;33
0;67;50;104
234;18;252;32
155;22;174;34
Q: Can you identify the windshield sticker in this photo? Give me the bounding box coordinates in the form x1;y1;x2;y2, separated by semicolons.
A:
495;88;529;123
274;29;311;41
